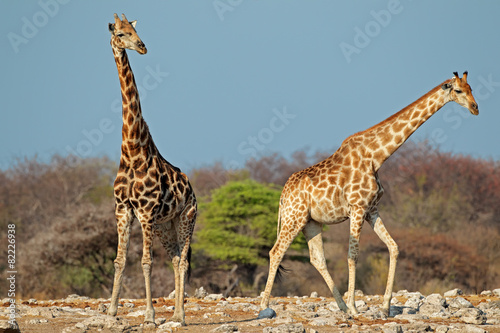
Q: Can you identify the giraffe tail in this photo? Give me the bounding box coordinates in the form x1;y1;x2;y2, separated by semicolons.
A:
275;264;291;282
276;199;283;240
274;202;289;282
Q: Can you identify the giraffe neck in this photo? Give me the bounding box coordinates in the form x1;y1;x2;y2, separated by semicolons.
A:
112;42;153;166
346;79;453;171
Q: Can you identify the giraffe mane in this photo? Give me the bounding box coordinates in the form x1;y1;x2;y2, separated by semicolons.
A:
342;78;453;145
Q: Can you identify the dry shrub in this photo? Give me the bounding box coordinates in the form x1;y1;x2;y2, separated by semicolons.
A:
361;227;492;294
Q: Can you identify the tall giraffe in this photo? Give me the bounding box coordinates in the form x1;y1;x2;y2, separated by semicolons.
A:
106;14;197;326
259;72;478;318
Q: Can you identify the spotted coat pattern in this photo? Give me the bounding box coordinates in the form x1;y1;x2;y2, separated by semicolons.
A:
106;14;196;326
260;72;478;316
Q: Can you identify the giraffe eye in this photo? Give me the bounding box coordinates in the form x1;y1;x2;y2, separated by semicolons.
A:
116;33;125;38
454;89;463;94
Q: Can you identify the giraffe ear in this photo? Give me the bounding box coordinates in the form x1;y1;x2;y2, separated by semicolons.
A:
130;20;137;28
108;23;115;33
441;83;452;90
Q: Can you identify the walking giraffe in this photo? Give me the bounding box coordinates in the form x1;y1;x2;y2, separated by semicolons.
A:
259;72;478;318
107;14;196;326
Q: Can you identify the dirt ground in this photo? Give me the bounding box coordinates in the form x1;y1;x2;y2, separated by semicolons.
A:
2;294;500;332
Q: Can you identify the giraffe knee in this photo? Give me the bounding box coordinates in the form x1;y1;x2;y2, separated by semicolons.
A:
390;243;399;258
347;253;359;265
114;257;126;269
310;254;326;269
172;256;180;268
141;256;153;267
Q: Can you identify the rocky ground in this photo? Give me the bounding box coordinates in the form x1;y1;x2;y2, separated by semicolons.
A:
1;288;500;332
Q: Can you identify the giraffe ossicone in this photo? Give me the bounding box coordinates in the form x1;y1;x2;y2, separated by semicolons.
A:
107;13;196;326
259;72;478;318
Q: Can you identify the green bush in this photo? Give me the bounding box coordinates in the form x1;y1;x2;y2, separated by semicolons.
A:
194;179;306;267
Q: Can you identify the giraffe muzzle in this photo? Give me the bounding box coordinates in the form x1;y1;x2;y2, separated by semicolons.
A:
470;102;479;115
137;42;147;54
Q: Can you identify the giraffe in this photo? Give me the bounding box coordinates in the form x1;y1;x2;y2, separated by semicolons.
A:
106;14;197;326
259;72;478;318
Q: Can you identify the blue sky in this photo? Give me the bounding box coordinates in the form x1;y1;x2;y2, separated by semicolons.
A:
1;1;499;172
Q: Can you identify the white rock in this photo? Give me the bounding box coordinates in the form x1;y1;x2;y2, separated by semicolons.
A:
448;296;473;310
362;306;387;320
425;293;446;306
211;323;238;332
463;325;488;333
382;322;403;333
79;315;130;330
127;309;145;317
75;322;87;329
455;308;486;325
205;293;224;301
155;318;167;325
394;313;429;322
309;317;338;326
405;291;424;299
0;320;20;332
159;321;183;329
263;323;305;333
444;288;463;297
404;296;423;309
194;286;208;298
355;300;368;312
327;302;340;311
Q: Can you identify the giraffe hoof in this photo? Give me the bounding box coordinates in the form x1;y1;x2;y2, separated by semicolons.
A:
107;308;117;317
257;308;276;319
144;321;156;328
381;307;390;317
347;307;359;315
169;315;186;326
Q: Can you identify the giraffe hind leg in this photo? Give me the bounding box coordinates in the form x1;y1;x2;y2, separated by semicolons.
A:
302;221;348;312
170;204;196;325
154;205;195;325
154;220;182;323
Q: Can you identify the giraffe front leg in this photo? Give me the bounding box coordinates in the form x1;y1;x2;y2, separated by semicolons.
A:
108;207;133;317
368;212;398;316
140;221;155;325
346;207;365;315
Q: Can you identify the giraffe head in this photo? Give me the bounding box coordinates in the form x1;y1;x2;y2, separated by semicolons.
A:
441;71;478;115
109;13;147;55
